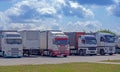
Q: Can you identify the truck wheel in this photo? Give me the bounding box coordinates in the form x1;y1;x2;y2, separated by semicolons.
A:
79;50;86;56
37;51;41;55
100;49;105;55
49;51;53;57
109;53;113;55
3;51;6;57
79;50;83;56
41;51;44;56
27;51;30;56
23;52;25;56
63;55;67;57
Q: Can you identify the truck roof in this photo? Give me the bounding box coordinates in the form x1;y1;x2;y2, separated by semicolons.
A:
83;35;95;37
0;30;17;32
51;31;64;34
3;32;20;34
41;30;62;32
19;30;40;32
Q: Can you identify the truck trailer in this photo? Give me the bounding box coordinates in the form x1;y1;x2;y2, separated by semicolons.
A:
40;30;69;57
64;32;97;55
19;30;41;56
0;31;23;57
95;33;115;55
115;37;120;54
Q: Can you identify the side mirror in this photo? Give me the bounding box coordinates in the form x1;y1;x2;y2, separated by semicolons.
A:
82;40;85;44
100;37;105;42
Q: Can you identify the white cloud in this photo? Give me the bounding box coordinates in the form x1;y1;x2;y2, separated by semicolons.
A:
0;12;10;29
70;1;79;8
36;7;56;15
0;12;10;24
114;0;120;3
4;0;94;20
69;1;94;18
107;1;120;17
0;0;96;32
7;23;37;30
70;0;115;6
61;1;94;18
3;19;60;30
61;21;102;32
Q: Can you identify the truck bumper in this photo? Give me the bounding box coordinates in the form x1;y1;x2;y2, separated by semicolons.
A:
86;50;97;54
52;50;69;57
3;55;23;58
115;47;120;54
4;52;23;58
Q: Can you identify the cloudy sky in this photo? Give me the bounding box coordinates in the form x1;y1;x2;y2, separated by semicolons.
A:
0;0;120;34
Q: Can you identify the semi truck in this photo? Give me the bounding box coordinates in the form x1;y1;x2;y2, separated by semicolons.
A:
40;30;69;57
64;32;97;56
95;33;115;55
19;30;41;56
0;31;23;57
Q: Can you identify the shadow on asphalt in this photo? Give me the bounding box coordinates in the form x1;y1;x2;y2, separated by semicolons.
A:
0;54;119;59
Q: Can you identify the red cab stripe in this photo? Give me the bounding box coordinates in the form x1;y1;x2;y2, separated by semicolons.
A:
55;38;68;40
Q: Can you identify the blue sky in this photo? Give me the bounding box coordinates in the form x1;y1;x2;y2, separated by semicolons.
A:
0;0;120;34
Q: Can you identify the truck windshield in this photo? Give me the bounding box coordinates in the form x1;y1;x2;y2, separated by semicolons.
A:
85;37;97;44
104;35;115;43
6;39;22;44
6;34;21;37
53;38;69;45
55;40;68;45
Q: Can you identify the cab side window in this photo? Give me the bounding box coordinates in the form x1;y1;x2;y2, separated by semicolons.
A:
100;37;105;42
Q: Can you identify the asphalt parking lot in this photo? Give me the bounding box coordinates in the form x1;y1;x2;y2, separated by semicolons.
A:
0;54;120;66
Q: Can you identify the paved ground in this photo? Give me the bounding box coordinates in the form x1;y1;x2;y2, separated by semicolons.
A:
0;54;120;66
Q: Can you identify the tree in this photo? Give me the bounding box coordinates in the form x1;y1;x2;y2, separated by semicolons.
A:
98;29;116;36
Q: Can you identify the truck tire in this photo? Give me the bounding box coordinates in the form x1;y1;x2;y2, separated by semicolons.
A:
49;51;53;57
37;51;41;55
3;51;6;57
27;51;30;56
63;55;67;57
109;53;113;55
100;49;105;55
79;50;86;56
2;51;4;57
41;51;44;56
79;50;83;56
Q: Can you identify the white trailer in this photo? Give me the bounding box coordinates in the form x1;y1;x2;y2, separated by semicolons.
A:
40;30;69;57
0;31;23;57
19;30;40;56
96;33;115;55
78;35;97;56
115;37;120;54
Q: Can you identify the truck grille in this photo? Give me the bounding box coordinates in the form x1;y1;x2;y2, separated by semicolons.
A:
109;47;113;51
11;48;19;56
59;45;66;53
88;47;96;50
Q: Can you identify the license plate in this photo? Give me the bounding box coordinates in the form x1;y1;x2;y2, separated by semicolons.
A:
90;51;95;53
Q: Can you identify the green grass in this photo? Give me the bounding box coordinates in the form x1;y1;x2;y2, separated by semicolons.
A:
102;60;120;62
0;62;120;72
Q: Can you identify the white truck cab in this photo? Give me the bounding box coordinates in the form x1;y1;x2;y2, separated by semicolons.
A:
78;35;97;55
96;33;115;55
0;32;23;57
